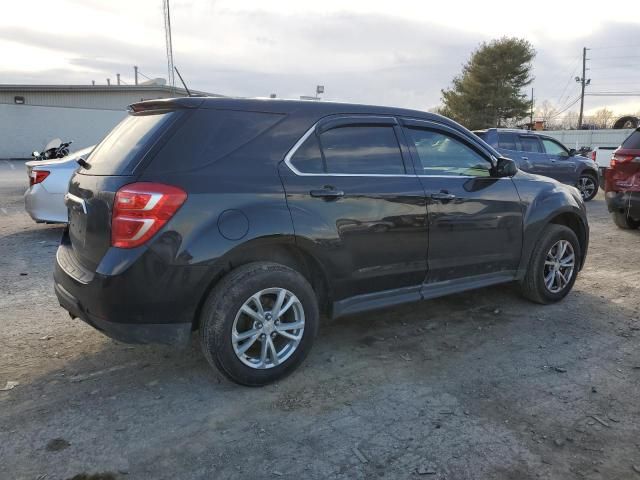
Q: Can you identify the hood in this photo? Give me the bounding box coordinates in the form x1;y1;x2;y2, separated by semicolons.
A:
514;170;584;205
26;146;95;169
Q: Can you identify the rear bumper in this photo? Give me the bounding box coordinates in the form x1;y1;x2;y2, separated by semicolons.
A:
53;231;211;347
606;191;640;220
24;185;67;223
54;281;192;345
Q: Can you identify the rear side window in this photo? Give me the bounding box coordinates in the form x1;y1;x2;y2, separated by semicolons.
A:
519;136;543;153
290;134;324;174
622;130;640;149
320;125;404;174
498;132;518;150
83;111;176;175
149;109;284;173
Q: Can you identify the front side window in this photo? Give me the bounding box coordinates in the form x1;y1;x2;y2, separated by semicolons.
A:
320;125;405;175
498;132;518;150
406;128;491;177
541;138;568;156
519;136;543;153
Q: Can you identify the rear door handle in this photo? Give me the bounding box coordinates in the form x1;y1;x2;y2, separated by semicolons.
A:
310;188;344;199
521;156;529;161
430;191;456;201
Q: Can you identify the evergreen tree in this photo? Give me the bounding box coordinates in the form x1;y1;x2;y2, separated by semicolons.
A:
441;37;535;129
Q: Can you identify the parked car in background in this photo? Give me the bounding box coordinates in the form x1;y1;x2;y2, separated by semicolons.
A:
54;98;588;386
24;146;94;223
474;128;600;201
605;127;640;229
590;146;617;183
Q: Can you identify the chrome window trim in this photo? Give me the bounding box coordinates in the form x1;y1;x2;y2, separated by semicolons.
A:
283;123;415;178
64;192;87;214
283;122;510;179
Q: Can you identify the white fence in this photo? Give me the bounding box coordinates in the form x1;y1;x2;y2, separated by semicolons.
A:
543;129;633;149
0;103;126;159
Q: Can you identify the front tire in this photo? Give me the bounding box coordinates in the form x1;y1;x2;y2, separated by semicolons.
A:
520;224;581;304
611;210;640;230
577;173;598;201
199;262;319;386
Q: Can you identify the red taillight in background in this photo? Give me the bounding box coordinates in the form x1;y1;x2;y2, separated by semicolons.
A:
29;170;50;186
610;153;635;167
111;182;187;249
590;151;596;161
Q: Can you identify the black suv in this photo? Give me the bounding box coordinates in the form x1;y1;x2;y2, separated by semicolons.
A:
55;98;589;385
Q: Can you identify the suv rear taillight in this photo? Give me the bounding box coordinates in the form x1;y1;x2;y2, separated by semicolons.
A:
111;182;187;249
611;153;635;167
29;170;50;186
590;151;596;161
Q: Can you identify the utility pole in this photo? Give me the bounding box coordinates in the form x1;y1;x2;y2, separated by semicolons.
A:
529;88;534;129
577;47;590;129
134;65;139;85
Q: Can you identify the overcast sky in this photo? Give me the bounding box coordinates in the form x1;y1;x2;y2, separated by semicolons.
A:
2;0;639;118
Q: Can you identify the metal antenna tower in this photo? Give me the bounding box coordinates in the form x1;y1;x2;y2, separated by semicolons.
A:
162;0;175;92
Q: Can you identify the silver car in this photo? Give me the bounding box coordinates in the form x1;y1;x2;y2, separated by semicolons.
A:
24;146;94;223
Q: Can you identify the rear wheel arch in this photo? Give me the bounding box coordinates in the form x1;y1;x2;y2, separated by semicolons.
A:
191;238;332;331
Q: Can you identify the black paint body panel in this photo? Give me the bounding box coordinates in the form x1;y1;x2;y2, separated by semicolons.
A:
54;98;589;344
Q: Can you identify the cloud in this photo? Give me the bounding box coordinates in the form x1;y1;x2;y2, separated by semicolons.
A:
1;3;639;115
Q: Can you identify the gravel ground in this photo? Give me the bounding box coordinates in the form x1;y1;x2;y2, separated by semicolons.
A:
1;159;639;480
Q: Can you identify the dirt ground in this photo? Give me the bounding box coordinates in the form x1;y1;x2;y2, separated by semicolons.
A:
1;159;639;480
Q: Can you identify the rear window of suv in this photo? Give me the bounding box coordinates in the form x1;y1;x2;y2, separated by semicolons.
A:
82;111;177;175
149;109;284;173
621;130;640;149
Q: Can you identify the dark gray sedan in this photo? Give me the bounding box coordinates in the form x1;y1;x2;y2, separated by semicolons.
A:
474;128;600;201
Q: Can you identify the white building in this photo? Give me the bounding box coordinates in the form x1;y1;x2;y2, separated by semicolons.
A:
0;83;221;158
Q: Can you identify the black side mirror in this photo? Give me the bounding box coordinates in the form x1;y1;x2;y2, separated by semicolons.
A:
568;148;576;156
494;157;518;177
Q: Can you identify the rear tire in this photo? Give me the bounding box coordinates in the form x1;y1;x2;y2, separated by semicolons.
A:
520;224;581;304
577;173;598;202
611;211;640;230
199;262;319;386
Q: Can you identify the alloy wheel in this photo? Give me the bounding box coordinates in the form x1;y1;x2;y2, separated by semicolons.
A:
578;175;596;200
543;240;575;293
231;288;305;369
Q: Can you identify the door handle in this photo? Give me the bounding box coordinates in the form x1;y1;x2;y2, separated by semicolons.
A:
550;159;557;163
430;191;456;201
521;156;529;161
310;188;344;199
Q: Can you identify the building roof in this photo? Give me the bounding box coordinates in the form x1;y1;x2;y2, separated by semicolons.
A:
0;83;219;97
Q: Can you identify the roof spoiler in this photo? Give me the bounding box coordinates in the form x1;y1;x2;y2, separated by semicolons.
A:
128;97;204;113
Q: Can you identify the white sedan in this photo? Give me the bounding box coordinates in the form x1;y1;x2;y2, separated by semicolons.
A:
24;146;94;223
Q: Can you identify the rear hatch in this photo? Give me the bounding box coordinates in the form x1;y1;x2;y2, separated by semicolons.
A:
65;105;187;272
606;129;640;193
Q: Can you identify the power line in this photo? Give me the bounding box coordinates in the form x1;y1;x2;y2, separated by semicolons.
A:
589;44;640;50
554;56;582;105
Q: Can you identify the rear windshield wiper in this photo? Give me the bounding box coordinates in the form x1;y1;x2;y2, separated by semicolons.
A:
77;157;91;170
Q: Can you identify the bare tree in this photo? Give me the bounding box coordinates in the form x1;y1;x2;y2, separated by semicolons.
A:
560;111;579;130
588;108;615;129
535;100;559;129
